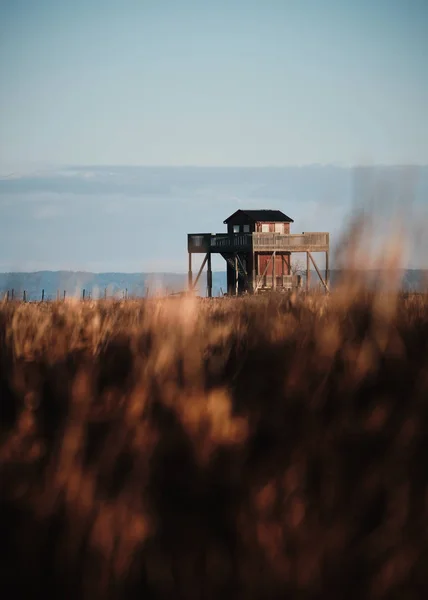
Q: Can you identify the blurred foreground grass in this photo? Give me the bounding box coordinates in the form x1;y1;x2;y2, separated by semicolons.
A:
1;290;428;599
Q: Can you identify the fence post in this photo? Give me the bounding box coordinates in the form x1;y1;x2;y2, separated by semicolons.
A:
23;290;26;302
41;289;45;302
63;290;66;301
83;289;86;301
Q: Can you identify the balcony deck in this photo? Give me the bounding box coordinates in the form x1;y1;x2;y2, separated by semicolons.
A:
188;232;329;253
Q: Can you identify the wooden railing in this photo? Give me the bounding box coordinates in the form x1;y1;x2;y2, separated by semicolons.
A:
210;234;252;251
188;233;252;253
252;232;329;252
188;232;329;253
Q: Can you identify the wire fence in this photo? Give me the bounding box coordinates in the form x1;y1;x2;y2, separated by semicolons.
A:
0;285;232;303
0;288;157;303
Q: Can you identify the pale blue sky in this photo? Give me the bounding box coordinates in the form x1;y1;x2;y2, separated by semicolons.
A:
1;0;427;169
0;2;427;273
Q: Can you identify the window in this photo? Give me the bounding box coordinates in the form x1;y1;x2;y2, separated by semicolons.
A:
274;223;283;233
243;224;250;233
233;225;240;233
261;223;270;232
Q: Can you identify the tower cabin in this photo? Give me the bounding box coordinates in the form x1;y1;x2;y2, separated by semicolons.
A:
187;209;329;296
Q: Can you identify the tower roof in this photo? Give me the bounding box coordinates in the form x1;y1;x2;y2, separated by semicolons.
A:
223;209;294;224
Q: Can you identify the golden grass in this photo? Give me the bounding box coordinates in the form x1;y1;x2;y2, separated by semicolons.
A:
1;289;428;599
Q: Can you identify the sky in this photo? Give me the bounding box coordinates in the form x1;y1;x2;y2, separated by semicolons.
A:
0;1;427;273
0;165;427;272
1;0;427;169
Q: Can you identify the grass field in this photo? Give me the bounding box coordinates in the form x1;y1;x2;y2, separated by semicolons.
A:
2;287;428;599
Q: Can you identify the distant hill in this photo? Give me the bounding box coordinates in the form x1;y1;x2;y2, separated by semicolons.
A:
1;270;427;301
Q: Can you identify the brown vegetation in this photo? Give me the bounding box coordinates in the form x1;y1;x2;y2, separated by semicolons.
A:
1;289;428;599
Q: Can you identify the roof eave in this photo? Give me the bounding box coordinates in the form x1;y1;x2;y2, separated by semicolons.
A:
223;209;245;224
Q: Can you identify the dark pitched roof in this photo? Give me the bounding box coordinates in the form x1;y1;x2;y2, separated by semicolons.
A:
223;209;294;224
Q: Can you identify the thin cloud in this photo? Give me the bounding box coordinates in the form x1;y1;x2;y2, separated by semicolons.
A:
33;204;64;219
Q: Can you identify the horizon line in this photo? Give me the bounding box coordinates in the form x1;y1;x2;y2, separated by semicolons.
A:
66;162;428;170
1;268;427;276
2;162;428;178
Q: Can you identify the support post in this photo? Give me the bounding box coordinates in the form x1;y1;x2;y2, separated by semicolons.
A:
272;251;276;291
306;252;310;292
207;252;212;298
236;254;250;290
325;251;329;289
252;252;256;293
254;251;276;293
192;253;208;291
257;254;260;291
188;252;193;292
308;252;329;293
235;255;239;296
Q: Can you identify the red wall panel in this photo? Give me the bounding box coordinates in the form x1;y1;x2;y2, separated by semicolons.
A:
258;253;290;276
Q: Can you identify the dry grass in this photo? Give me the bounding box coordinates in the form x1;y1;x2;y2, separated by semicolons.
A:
2;289;428;599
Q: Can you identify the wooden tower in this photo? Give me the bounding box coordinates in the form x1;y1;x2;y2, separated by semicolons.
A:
187;209;329;296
